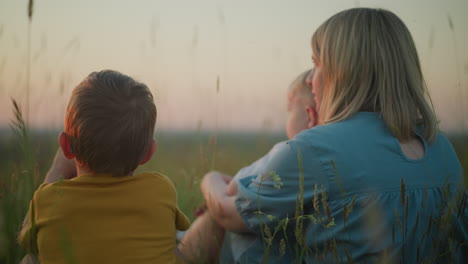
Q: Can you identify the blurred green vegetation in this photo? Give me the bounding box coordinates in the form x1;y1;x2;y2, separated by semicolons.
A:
0;129;284;263
447;133;468;188
0;129;466;263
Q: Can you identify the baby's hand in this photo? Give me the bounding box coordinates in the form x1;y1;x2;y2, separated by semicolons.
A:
226;179;238;196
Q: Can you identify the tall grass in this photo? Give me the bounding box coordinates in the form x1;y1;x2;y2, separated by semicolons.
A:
0;99;38;263
0;2;467;263
446;14;465;134
0;2;37;260
26;0;34;124
0;120;467;263
250;163;466;263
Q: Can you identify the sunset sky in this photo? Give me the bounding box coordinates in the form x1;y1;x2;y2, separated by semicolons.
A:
0;0;467;133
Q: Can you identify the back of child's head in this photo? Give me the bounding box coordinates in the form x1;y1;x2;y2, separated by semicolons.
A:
288;68;315;107
65;70;156;176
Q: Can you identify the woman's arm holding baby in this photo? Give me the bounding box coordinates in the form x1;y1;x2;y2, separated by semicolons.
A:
201;171;249;233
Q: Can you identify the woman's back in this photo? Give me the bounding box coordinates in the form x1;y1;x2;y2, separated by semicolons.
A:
298;112;465;263
303;112;460;199
232;112;466;263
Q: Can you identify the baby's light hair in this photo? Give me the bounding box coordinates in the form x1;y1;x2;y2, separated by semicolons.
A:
288;68;315;107
311;8;437;142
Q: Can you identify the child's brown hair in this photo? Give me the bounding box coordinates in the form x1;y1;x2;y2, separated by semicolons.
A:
65;70;157;176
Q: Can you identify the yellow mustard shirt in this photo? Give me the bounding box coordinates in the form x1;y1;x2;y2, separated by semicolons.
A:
19;172;191;264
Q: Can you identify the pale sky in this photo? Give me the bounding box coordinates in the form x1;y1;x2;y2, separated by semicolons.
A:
0;0;467;133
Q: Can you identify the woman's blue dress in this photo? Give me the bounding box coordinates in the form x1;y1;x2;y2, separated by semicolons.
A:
222;112;466;263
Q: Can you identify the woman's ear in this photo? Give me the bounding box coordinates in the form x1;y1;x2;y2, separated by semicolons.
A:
140;139;157;165
58;132;76;159
306;106;318;129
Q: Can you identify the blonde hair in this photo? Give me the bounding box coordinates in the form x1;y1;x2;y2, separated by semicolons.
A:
288;68;315;106
311;8;438;142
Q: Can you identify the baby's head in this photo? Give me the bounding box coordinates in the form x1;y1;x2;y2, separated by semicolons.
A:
286;69;317;139
61;70;157;177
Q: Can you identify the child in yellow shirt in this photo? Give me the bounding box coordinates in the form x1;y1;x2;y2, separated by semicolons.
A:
18;70;190;264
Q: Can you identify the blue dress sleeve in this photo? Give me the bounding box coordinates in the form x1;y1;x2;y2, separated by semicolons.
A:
233;142;288;180
234;139;329;235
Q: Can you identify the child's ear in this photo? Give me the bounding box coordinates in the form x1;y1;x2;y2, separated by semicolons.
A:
305;106;318;129
58;132;75;159
140;139;157;165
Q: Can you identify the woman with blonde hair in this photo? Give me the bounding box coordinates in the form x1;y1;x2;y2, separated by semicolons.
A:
182;8;466;263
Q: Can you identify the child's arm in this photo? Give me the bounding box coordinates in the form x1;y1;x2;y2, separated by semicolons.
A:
19;255;40;264
17;202;39;263
226;177;238;196
195;176;236;217
201;171;248;233
17;148;75;263
44;148;77;183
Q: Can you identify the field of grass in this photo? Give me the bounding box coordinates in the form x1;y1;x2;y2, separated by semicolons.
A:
1;1;466;262
0;127;467;263
0;128;286;263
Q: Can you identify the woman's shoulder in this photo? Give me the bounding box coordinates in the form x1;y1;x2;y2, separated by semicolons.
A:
427;131;463;178
431;130;455;147
293;112;386;149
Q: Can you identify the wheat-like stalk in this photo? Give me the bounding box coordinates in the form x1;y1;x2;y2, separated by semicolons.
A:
25;0;34;124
